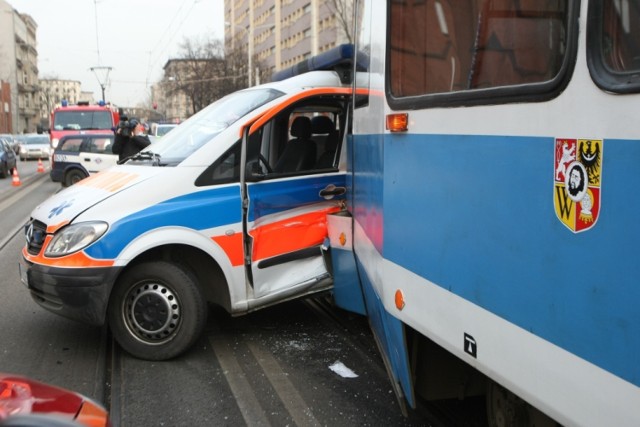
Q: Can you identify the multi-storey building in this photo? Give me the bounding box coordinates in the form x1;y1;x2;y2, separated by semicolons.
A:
153;57;227;123
151;1;352;121
0;81;11;134
38;79;82;128
224;0;352;85
0;0;39;133
153;60;195;123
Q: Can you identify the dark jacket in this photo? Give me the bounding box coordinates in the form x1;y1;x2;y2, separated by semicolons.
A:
113;133;151;161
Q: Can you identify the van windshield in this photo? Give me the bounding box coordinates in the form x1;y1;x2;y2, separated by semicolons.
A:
147;88;284;164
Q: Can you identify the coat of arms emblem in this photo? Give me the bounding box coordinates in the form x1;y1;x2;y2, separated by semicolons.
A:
553;138;602;233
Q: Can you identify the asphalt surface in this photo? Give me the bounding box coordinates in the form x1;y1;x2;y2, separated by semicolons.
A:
0;168;433;426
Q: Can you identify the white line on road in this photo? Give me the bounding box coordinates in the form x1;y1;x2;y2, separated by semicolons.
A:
246;341;321;427
209;336;272;426
0;176;51;251
0;174;49;213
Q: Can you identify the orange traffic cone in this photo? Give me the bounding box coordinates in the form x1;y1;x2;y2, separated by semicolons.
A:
11;168;21;186
37;158;45;173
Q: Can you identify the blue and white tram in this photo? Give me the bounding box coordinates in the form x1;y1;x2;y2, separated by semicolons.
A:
331;0;640;425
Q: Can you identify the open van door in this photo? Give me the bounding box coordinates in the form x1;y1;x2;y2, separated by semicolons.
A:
240;89;351;307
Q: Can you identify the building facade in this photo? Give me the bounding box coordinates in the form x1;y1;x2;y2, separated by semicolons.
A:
152;60;192;123
0;0;39;133
38;79;82;128
224;0;353;85
0;81;11;133
153;58;227;123
153;1;353;121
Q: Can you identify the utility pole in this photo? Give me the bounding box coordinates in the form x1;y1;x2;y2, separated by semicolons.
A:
90;66;112;103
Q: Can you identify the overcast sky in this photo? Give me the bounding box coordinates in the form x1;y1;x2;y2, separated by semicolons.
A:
7;0;224;107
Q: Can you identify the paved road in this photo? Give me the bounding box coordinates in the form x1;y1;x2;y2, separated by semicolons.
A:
0;156;51;193
0;176;105;402
0;173;432;426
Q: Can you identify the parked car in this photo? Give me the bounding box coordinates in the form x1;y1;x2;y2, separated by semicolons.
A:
50;134;116;187
17;134;50;161
0;137;17;178
0;372;110;426
0;134;14;148
148;123;177;143
0;134;20;155
10;135;24;154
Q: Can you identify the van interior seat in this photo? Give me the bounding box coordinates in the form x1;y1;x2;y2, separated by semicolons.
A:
274;116;317;173
311;116;339;169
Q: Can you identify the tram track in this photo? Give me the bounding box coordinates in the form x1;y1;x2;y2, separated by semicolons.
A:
304;294;490;427
103;293;430;426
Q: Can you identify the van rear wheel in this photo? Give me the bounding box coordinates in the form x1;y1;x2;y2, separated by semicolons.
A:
108;261;207;360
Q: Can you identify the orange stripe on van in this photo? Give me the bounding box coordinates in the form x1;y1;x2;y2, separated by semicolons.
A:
248;87;356;135
212;233;244;267
249;206;340;261
22;239;114;268
239;87;369;138
76;171;139;192
46;220;70;234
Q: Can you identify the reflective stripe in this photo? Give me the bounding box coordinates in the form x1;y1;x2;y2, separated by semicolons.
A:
22;242;114;268
76;170;139;192
212;232;244;267
46;220;70;234
250;207;339;261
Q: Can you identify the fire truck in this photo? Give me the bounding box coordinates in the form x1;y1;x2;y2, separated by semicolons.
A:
49;100;119;150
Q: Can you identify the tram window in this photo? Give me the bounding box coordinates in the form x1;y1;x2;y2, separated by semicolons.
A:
588;0;640;92
601;0;640;72
388;0;569;98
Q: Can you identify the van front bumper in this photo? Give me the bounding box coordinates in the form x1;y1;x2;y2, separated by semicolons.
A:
19;256;123;326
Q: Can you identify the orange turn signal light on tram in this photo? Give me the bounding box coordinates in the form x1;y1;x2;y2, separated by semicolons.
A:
395;289;405;310
386;113;408;132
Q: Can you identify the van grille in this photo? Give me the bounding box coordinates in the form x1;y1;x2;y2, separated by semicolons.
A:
25;219;47;256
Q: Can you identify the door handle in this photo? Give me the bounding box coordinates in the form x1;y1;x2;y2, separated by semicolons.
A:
319;184;346;199
83;158;91;162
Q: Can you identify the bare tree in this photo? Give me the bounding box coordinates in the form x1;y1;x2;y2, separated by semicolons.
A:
223;32;270;89
160;35;269;118
326;0;354;44
164;37;228;115
222;40;250;93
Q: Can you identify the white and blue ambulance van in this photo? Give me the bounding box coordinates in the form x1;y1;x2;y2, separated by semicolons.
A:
20;47;355;360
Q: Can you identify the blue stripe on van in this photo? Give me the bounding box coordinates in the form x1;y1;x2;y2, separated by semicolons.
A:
85;186;242;259
355;132;640;387
85;173;346;260
247;174;346;221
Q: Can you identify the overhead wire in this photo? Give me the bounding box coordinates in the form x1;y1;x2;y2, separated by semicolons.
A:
94;0;101;64
146;0;198;83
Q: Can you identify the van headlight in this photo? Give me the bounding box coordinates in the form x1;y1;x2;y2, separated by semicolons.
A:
45;222;108;257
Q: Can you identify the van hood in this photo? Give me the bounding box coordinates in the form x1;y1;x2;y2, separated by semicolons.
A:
31;167;158;228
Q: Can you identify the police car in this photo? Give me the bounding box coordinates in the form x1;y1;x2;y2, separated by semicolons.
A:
50;133;116;186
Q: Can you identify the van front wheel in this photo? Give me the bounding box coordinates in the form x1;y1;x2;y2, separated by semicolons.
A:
108;261;207;360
